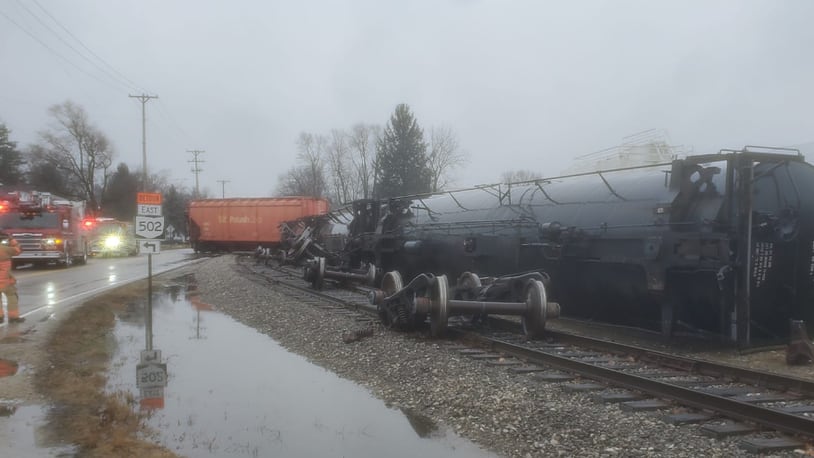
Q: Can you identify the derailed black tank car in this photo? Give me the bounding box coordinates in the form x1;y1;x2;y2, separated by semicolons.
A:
310;147;814;347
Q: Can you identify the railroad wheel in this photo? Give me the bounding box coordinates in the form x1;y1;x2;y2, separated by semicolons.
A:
364;263;377;286
521;279;547;339
456;271;484;324
378;271;404;328
381;271;403;296
430;275;449;338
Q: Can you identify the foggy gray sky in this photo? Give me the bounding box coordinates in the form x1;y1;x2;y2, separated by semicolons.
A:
2;0;813;198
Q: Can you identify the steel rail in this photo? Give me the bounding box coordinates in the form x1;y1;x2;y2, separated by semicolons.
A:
548;330;814;397
457;329;814;439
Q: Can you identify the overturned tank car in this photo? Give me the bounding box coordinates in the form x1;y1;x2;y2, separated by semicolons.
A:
295;147;814;346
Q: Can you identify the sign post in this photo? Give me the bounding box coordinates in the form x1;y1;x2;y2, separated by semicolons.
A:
137;349;167;409
135;192;167;409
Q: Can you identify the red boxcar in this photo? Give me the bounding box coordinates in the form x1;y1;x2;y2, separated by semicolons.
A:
188;197;329;252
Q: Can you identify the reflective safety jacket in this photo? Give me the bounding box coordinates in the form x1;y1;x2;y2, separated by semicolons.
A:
0;239;21;287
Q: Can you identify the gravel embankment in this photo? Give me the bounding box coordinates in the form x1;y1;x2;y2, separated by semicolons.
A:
180;255;805;457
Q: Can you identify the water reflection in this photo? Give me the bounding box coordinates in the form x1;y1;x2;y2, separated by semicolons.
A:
0;405;79;456
401;407;440;438
106;275;495;458
45;282;56;306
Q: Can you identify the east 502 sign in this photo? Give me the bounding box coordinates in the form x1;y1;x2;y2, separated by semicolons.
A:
135;216;165;239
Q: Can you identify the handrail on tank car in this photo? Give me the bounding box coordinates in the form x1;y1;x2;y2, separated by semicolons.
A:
565;219;709;235
597;172;628;202
533;181;561;204
719;145;803;158
446;192;470;211
695;149;804;165
472;183;512;205
328;146;806;219
404;218;539;234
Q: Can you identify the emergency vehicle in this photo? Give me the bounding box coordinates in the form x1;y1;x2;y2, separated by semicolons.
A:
86;217;138;257
0;190;89;268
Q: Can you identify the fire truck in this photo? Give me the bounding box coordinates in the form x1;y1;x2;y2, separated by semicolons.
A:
0;190;89;268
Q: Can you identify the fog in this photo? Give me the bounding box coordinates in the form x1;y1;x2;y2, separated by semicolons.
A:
2;0;813;197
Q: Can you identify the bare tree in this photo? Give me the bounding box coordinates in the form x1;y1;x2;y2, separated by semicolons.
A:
500;169;543;183
348;123;380;200
275;132;327;197
31;101;114;211
276;165;323;197
427;125;466;192
325;129;354;204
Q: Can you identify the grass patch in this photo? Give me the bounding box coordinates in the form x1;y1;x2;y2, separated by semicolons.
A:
34;282;177;458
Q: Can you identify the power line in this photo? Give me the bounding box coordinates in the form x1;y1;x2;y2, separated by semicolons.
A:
0;8;123;94
13;0;133;93
156;99;193;143
31;0;150;94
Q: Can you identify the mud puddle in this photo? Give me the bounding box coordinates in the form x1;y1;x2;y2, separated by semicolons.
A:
106;277;496;457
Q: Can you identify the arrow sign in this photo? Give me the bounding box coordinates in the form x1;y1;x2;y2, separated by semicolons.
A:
139;240;161;254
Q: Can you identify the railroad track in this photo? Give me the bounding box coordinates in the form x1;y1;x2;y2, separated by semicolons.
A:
236;255;814;452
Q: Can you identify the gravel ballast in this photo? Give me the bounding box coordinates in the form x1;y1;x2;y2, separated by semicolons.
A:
182;255;808;457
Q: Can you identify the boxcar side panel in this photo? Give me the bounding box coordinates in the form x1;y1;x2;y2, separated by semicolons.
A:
189;197;328;251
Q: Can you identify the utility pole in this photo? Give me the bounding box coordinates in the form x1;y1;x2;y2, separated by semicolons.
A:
129;93;158;356
217;180;230;198
128;94;158;188
187;149;205;198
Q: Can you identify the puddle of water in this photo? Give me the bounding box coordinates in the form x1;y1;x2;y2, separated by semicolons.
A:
106;277;496;457
0;404;78;457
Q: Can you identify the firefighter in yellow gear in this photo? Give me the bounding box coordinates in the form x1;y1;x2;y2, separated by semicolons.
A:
0;233;22;323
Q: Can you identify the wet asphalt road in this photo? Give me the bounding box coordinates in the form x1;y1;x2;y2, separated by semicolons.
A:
3;248;199;326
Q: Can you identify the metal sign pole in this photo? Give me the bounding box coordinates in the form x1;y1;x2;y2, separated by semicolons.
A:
147;252;153;350
135;192;166;408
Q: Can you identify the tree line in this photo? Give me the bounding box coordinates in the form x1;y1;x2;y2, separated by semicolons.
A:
276;103;468;204
2;100;540;236
0;100;192;237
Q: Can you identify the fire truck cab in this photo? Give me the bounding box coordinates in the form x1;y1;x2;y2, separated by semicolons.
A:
0;190;89;268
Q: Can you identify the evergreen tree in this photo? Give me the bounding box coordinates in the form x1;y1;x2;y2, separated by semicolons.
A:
0;122;25;186
374;104;430;198
101;163;139;220
162;185;191;239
